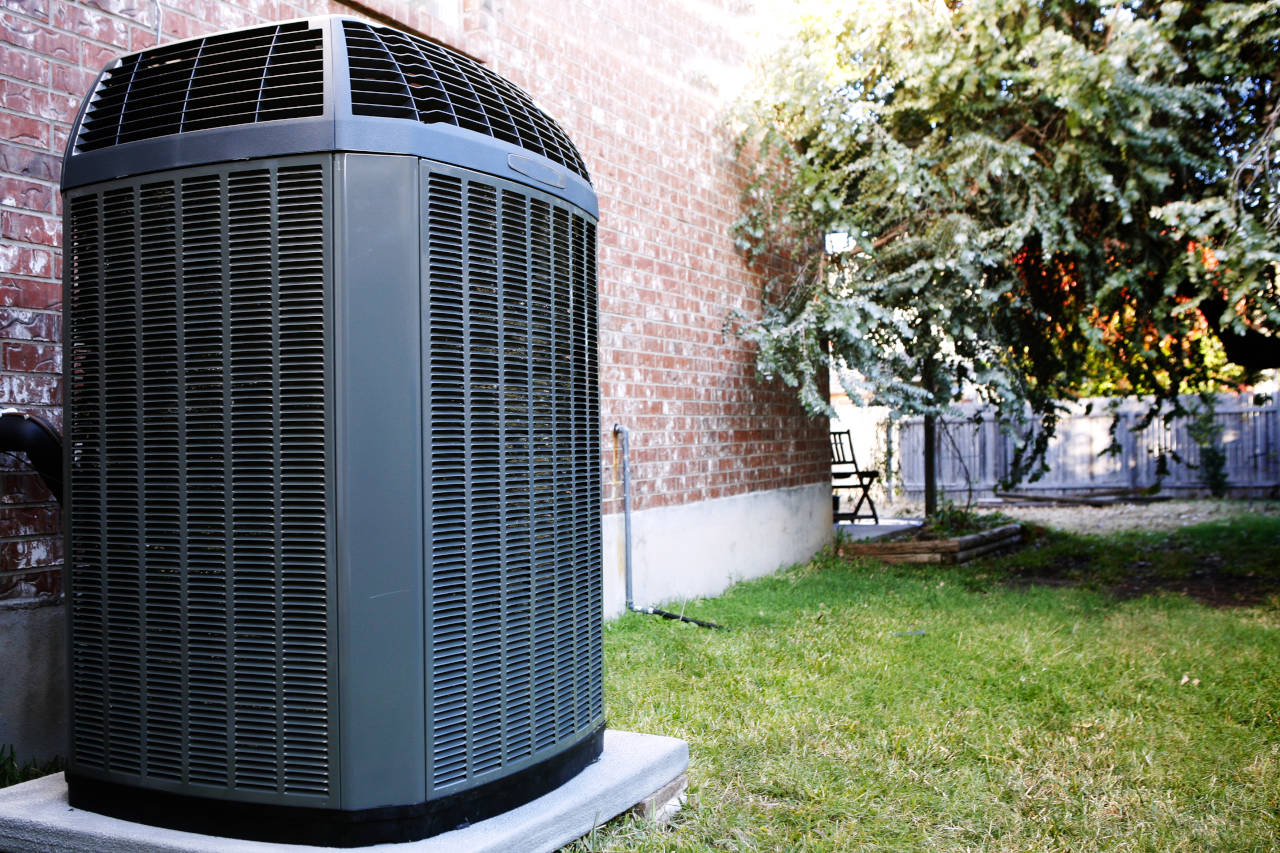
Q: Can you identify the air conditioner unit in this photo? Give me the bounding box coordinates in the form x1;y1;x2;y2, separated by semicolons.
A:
60;16;603;846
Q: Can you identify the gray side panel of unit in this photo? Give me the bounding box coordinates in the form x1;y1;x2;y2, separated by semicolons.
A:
419;162;605;799
334;153;426;809
63;156;339;807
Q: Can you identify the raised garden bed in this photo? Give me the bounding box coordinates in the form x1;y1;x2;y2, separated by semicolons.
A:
839;523;1024;565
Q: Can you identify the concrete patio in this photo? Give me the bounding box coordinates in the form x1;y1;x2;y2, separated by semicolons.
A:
835;518;922;541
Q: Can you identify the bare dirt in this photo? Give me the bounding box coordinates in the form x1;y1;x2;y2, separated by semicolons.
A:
876;498;1280;607
1004;500;1280;607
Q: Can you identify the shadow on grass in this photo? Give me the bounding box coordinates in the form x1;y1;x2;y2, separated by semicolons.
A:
953;514;1280;608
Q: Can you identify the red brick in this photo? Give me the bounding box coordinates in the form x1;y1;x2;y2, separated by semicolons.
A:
84;0;157;22
51;61;96;97
0;243;54;278
2;210;59;246
129;22;159;52
0;536;62;572
0;372;62;405
51;3;134;50
207;3;262;30
0;307;59;341
0;277;60;310
0;79;80;123
1;341;60;372
0;470;55;505
0;505;60;538
80;40;123;72
0;567;61;601
0;112;49;148
3;0;50;20
0;176;54;212
0;0;829;534
159;10;202;42
0;13;76;61
0;43;51;86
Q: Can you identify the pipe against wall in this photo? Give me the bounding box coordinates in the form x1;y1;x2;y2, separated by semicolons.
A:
612;424;723;630
0;411;63;504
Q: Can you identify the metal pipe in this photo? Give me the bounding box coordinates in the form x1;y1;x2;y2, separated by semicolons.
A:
613;423;722;630
0;410;63;503
614;424;635;611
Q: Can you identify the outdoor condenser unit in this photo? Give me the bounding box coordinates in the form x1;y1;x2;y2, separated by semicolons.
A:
59;16;603;846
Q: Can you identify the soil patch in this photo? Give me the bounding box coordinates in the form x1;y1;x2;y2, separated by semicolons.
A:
873;498;1280;608
1002;548;1092;591
1108;567;1274;608
1004;558;1276;607
998;504;1279;607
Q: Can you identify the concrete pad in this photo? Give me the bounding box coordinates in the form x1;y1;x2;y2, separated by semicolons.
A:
0;730;689;853
835;518;922;541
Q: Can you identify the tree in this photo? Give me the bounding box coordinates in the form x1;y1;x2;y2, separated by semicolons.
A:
734;0;1280;514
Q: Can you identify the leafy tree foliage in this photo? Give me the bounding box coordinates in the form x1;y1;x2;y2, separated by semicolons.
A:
734;0;1280;487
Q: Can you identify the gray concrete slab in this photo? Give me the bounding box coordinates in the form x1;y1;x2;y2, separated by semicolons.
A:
0;730;688;853
835;518;922;541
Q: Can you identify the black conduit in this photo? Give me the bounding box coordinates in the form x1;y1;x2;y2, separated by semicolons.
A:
0;411;64;503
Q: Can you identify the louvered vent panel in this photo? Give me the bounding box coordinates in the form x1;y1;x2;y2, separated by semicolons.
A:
426;170;602;793
66;159;332;800
67;193;106;771
344;21;590;183
75;21;324;153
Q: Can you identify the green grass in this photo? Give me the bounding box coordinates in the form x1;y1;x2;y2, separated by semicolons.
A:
573;514;1280;852
910;500;1013;539
0;745;61;789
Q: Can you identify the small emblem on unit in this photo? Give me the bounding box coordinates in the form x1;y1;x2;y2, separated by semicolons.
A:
507;153;566;188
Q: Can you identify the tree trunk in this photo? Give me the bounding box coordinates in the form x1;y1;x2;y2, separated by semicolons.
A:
923;411;938;518
921;350;940;519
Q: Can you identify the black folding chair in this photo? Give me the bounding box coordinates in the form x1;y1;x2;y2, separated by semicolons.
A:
830;429;879;524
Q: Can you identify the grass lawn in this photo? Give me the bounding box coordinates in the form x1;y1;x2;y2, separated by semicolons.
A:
573;510;1280;852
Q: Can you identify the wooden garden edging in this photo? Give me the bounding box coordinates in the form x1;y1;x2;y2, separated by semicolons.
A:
839;523;1024;565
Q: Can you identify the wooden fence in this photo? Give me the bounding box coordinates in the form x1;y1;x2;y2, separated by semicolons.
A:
883;393;1280;499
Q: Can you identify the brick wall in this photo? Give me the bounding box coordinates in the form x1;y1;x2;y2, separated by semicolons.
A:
0;0;828;604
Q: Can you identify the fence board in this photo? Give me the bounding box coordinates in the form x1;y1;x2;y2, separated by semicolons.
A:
889;393;1280;499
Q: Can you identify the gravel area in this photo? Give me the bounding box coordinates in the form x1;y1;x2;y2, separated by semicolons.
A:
999;499;1280;534
877;498;1280;535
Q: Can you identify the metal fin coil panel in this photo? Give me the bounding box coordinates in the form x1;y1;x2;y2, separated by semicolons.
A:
75;21;324;153
344;21;590;183
424;168;602;792
66;158;332;801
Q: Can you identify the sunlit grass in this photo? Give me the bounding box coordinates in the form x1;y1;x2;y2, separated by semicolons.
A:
572;514;1280;851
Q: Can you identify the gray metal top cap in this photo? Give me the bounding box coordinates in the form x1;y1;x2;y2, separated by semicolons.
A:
60;15;597;217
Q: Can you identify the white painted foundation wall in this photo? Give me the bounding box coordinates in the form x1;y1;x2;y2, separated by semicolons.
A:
0;602;66;764
601;481;833;617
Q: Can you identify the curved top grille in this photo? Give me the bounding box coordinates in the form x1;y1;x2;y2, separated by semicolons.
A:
75;21;324;153
342;20;590;183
